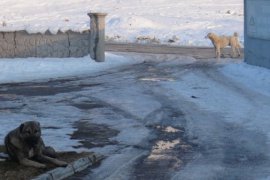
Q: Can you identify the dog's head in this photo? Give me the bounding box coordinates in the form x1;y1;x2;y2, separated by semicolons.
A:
19;121;41;146
205;32;214;39
233;32;239;37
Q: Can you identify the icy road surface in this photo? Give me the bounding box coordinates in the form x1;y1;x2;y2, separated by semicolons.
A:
1;53;270;180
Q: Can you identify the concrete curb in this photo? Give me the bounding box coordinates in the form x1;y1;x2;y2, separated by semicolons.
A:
32;154;104;180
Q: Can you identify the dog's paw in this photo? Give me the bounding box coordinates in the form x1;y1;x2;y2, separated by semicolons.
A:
37;164;47;169
57;160;68;167
89;154;97;163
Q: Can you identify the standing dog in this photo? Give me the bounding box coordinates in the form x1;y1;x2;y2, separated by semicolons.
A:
205;32;241;59
4;121;67;168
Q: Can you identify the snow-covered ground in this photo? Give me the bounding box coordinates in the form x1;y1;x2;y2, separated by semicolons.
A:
0;53;137;84
221;62;270;97
0;0;243;46
0;55;269;97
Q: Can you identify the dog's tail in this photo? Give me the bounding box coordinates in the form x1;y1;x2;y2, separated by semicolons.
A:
233;32;239;37
233;32;241;48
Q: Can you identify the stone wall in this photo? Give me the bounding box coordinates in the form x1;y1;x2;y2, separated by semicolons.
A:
0;30;89;58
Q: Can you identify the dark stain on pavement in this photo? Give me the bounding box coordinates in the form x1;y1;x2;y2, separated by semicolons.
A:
70;120;119;149
0;79;101;96
71;101;105;110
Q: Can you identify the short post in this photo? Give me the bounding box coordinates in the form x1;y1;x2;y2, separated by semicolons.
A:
88;13;107;62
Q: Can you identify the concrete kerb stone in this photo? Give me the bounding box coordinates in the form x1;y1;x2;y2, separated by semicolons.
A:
32;154;104;180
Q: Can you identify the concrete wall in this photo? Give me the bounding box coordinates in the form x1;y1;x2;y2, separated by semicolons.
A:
0;30;89;58
244;0;270;69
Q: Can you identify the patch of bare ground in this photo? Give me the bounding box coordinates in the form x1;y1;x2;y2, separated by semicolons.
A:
0;148;94;180
0;120;119;180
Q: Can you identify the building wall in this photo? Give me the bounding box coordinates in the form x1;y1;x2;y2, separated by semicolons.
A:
244;0;270;69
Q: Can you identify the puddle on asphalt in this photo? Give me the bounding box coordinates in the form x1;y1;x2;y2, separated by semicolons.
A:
42;126;62;130
71;101;105;110
0;94;17;101
70;120;119;149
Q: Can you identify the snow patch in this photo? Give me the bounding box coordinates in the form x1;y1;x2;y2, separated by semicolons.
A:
221;62;270;97
0;53;138;84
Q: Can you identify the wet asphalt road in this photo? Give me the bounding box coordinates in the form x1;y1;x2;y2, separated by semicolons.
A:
0;52;270;180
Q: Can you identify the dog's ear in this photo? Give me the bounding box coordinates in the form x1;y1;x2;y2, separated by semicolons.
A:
19;123;25;133
35;121;40;128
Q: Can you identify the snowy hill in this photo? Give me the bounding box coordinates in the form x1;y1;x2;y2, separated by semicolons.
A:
0;0;243;46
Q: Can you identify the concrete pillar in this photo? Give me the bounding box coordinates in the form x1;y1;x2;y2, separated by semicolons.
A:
88;13;107;62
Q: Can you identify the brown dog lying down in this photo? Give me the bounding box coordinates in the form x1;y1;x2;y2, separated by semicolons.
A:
5;121;67;168
205;32;241;59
